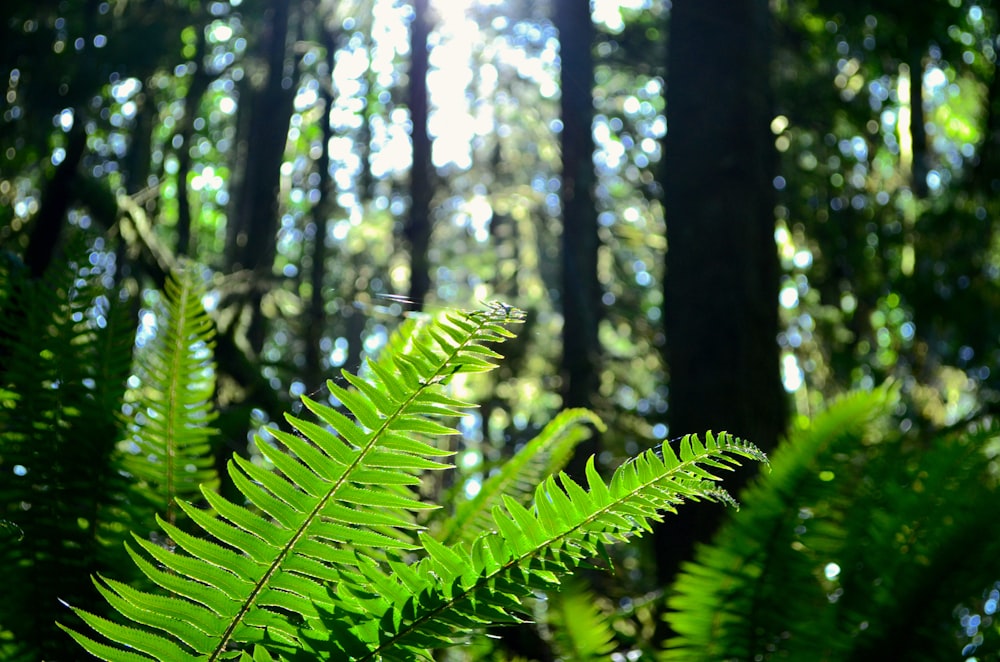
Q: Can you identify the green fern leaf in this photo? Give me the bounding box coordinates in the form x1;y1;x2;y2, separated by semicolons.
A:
547;579;618;660
663;387;1000;661
295;432;765;660
62;302;526;659
436;408;606;545
120;266;220;528
662;385;911;661
0;239;135;660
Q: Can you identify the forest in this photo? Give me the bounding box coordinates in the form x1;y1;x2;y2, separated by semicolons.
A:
1;0;999;660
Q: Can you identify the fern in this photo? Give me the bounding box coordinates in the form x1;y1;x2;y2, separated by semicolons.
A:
0;240;134;661
60;301;766;660
663;387;896;660
664;385;1000;661
435;407;605;545
830;421;1000;660
120;265;220;530
59;302;527;658
289;433;764;660
546;579;618;660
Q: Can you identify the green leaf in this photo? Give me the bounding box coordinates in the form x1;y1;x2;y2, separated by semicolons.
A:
121;265;220;530
338;432;765;660
548;579;618;660
436;408;605;545
63;301;526;659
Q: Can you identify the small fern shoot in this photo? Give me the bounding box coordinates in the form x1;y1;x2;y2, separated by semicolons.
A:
546;579;618;660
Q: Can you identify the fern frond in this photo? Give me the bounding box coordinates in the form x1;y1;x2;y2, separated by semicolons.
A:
120;266;219;528
436;408;605;545
663;387;896;661
547;579;618;660
663;385;1000;661
63;297;766;661
295;432;765;660
830;421;1000;660
88;288;143;563
62;302;527;660
0;239;133;660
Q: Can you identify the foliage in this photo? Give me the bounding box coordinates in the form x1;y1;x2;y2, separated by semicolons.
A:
665;384;1000;660
545;578;618;660
771;0;1000;414
0;241;135;661
59;300;766;660
4;0;1000;659
433;407;605;546
120;265;220;532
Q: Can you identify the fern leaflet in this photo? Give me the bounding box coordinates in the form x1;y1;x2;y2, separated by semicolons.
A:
435;407;605;545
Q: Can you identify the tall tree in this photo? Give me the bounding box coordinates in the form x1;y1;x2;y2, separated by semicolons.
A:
555;0;602;480
225;0;298;352
656;0;786;586
304;19;339;395
173;5;212;258
405;0;433;308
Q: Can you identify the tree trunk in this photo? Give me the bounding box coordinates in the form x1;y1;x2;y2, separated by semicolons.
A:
359;61;377;204
971;56;1000;189
405;0;433;308
225;0;297;353
24;125;86;278
123;90;155;197
908;46;928;198
305;24;338;394
555;0;601;481
175;12;211;257
655;0;786;589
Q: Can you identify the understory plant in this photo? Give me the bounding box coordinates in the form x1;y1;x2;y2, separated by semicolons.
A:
665;386;1000;661
9;254;995;661
1;254;224;660
55;278;767;660
0;244;135;661
119;264;220;536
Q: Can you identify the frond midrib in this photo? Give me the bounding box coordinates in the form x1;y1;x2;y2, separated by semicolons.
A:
163;275;193;523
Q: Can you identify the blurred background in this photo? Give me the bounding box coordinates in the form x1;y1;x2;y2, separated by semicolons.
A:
3;0;1000;659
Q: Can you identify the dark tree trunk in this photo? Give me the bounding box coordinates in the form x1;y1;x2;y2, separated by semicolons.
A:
359;63;377;203
225;0;297;352
24;125;87;278
405;0;432;309
489;141;519;300
555;0;601;481
305;24;338;394
655;0;786;589
22;0;103;278
123;90;155;197
908;47;928;198
971;57;1000;189
175;13;211;257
